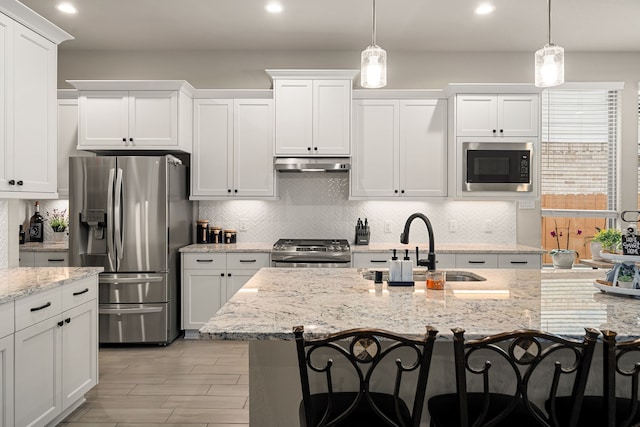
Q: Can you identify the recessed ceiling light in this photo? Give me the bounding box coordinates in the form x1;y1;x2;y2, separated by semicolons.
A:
265;2;283;13
56;2;78;14
474;3;495;15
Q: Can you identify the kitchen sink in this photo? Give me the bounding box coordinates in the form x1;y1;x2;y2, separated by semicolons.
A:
362;270;486;282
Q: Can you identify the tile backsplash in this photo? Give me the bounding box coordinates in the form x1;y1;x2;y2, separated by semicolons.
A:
198;173;517;245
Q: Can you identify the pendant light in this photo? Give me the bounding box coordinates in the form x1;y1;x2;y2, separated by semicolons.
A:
535;0;564;87
361;0;387;88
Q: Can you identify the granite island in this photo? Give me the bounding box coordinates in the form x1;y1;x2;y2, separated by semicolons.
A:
200;267;633;426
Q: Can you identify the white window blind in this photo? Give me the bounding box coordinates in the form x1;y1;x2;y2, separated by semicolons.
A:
541;88;620;211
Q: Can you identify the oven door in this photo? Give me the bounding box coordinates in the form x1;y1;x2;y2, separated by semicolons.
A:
463;141;533;192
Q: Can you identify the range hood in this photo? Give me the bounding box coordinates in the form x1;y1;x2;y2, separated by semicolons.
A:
274;157;351;172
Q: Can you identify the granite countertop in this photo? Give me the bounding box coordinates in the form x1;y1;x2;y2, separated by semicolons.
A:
0;267;103;304
19;242;69;252
199;267;635;341
179;243;274;253
351;243;545;254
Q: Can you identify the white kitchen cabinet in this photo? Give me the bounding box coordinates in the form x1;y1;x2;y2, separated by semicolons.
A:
455;253;499;269
269;70;356;156
351;99;447;198
352;251;456;269
498;253;542;269
191;98;274;199
0;13;58;198
19;250;69;267
57;94;94;197
70;80;194;152
0;302;14;427
456;94;539;137
13;276;98;427
181;252;270;335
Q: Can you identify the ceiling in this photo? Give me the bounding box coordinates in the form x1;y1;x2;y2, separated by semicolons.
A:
18;0;640;53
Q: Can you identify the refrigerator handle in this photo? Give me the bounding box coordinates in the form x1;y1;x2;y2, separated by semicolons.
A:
107;168;116;270
99;306;163;315
114;168;124;260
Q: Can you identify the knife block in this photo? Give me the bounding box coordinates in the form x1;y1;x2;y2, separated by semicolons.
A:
355;226;370;245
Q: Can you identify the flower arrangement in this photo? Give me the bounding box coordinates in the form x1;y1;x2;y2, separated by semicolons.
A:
549;219;582;255
590;227;622;253
47;208;68;232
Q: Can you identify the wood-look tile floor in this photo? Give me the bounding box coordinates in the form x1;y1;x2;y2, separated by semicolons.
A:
60;338;249;427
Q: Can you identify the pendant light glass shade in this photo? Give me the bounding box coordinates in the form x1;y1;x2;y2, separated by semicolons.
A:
361;0;387;88
535;44;564;87
361;45;387;88
535;0;564;87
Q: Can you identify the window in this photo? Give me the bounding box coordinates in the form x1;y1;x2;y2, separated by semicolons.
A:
541;85;621;264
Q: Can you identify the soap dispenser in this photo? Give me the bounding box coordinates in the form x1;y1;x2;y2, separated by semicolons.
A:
402;249;413;282
389;249;402;282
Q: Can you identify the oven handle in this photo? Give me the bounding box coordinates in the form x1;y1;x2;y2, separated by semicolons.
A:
99;306;163;315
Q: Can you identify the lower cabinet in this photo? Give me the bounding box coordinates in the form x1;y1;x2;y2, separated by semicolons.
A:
353;251;541;269
12;276;98;427
353;252;456;269
181;252;270;333
19;251;69;267
0;334;14;427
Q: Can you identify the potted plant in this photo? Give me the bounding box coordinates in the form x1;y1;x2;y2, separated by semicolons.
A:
589;228;622;260
549;220;581;269
47;208;68;242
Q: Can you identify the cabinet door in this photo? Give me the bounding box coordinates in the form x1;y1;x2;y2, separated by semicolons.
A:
58;98;93;197
0;14;12;193
498;253;541;269
399;100;447;197
15;315;63;427
226;270;256;302
62;300;97;410
234;99;274;197
0;334;14;427
497;94;539;137
352;252;390;268
351;100;399;197
191;99;233;197
78;91;129;148
182;269;226;329
313;80;351;155
456;95;498;137
274;79;313;155
129;91;178;147
12;22;57;194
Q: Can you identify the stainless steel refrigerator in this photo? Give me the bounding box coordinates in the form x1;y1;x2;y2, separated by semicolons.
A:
69;155;192;344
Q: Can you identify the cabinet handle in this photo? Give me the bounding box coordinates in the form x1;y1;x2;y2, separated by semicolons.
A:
509;261;528;264
401;190;405;194
17;180;23;185
30;301;52;312
8;180;15;185
370;260;387;263
122;138;126;142
239;259;257;263
228;189;232;193
307;147;311;151
468;260;486;264
57;320;64;327
65;317;71;323
492;129;497;133
73;288;90;296
228;273;232;277
196;259;214;263
234;189;238;193
500;129;504;133
220;273;225;277
48;258;65;262
314;147;318;151
129;138;133;142
394;190;398;194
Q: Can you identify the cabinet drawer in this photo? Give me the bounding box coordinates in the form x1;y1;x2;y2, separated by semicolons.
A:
0;302;14;338
226;253;270;270
62;276;97;311
34;251;69;267
498;254;542;269
455;253;498;268
19;252;35;267
352;252;390;268
15;287;62;331
183;253;227;270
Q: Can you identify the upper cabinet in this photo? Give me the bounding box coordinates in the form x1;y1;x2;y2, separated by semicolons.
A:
68;80;194;152
191;97;274;199
351;98;447;198
0;7;71;199
267;70;357;156
456;94;539;137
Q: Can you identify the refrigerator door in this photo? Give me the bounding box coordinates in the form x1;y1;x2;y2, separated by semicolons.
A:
99;273;169;304
69;156;117;271
98;303;169;344
116;156;168;272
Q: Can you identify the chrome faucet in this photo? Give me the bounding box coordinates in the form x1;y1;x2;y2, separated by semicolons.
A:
400;213;436;271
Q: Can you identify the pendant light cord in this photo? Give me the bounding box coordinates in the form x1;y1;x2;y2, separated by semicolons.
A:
372;0;377;46
547;0;552;45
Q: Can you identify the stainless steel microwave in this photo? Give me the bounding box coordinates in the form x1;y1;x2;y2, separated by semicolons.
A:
462;141;533;192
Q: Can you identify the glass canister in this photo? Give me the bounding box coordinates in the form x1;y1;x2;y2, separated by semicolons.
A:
196;220;209;244
223;229;237;244
209;226;222;244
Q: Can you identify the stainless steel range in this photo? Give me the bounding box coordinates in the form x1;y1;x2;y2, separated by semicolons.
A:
271;239;351;268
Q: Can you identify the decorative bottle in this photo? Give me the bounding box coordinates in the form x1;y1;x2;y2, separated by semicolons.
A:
29;201;44;242
19;225;25;244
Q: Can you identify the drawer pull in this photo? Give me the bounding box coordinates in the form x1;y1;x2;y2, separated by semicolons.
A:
196;259;214;263
370;260;387;263
65;317;71;323
73;288;90;296
57;320;64;327
48;258;65;262
30;302;52;312
239;259;257;263
510;261;528;264
468;260;486;264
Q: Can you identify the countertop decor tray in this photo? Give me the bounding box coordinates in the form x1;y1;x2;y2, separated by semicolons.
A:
593;280;640;298
598;252;640;263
